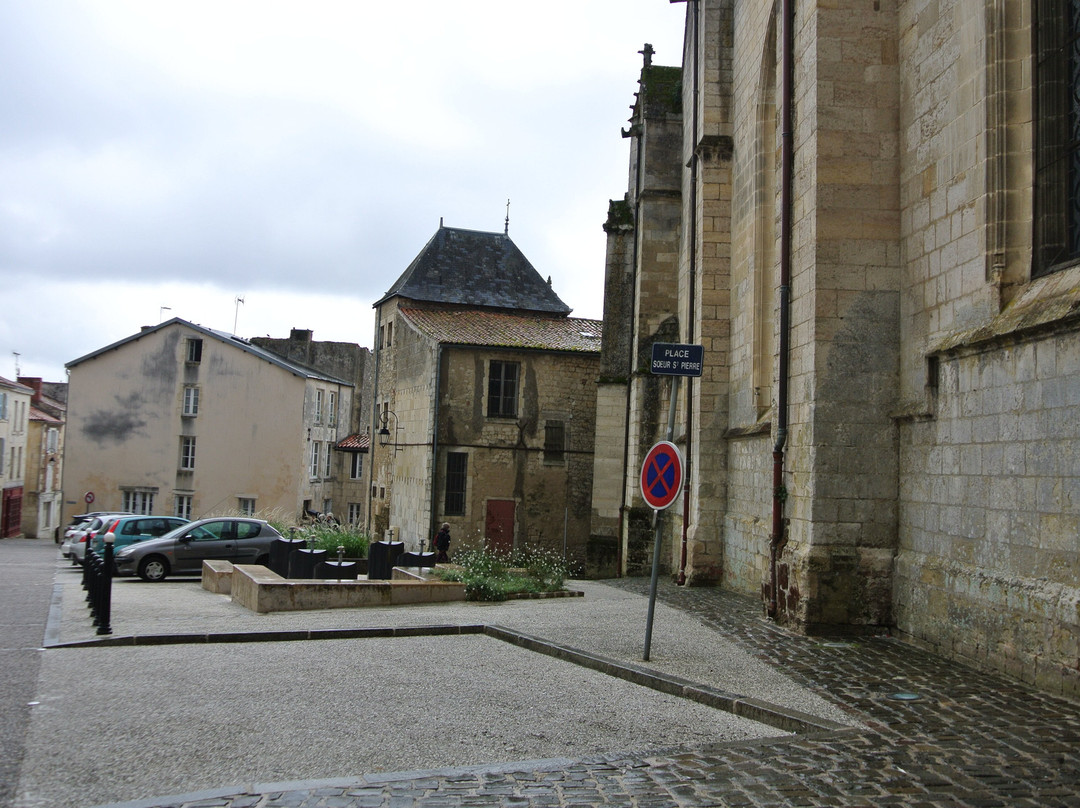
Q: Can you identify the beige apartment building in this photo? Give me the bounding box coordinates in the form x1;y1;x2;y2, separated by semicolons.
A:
64;319;357;527
596;1;1080;699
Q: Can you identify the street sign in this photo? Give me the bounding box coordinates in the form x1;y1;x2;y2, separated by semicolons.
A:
640;441;684;510
84;492;95;505
650;342;703;376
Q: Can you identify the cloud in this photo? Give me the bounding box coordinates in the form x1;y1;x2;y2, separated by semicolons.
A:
0;0;686;382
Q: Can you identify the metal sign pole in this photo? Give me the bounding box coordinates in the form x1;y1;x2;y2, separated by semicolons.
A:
644;376;680;661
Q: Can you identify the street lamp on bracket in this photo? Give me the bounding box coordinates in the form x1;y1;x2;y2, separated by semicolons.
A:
378;409;403;453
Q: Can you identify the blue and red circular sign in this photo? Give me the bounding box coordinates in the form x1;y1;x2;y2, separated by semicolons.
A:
640;441;684;510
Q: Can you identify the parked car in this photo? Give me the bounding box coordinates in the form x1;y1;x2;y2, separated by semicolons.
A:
61;512;117;557
113;518;284;582
66;513;133;565
90;515;190;555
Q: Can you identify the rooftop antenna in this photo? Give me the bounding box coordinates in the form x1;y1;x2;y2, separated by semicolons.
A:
233;296;245;335
504;198;510;235
12;351;20;377
159;306;171;322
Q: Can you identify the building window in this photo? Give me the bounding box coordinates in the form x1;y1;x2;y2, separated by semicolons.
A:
487;360;520;418
183;386;200;416
386;322;393;346
315;389;324;424
123;490;155;515
310;441;320;478
328;391;337;426
180;437;196;470
1034;0;1080;275
347;502;363;525
186;338;203;363
238;497;255;517
175;494;192;520
544;420;566;464
324;443;332;477
445;451;468;515
323;498;332;516
0;391;7;420
351;452;364;479
46;427;59;453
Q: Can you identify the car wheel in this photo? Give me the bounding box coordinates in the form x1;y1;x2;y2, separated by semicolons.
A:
138;556;170;582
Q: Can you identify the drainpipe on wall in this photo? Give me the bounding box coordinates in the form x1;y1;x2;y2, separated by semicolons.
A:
770;0;794;619
677;0;701;587
429;344;443;546
367;303;383;538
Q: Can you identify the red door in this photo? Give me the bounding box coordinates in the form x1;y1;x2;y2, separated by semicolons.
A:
2;487;23;538
485;500;515;556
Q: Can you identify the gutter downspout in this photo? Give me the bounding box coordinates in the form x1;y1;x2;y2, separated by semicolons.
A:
770;0;794;619
367;303;383;538
429;344;443;547
677;0;700;586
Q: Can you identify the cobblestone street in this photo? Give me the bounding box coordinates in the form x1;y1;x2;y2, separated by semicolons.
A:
90;577;1080;808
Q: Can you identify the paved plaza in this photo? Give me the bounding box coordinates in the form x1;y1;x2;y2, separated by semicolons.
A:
4;538;1080;807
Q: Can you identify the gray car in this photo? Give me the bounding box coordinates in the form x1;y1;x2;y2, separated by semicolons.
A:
112;517;284;582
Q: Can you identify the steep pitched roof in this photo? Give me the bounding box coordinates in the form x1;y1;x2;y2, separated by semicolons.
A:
400;308;602;353
66;318;353;386
376;226;572;314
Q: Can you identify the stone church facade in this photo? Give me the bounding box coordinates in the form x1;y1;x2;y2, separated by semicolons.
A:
594;1;1080;699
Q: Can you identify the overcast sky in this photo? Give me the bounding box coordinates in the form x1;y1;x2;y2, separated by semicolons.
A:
1;1;686;383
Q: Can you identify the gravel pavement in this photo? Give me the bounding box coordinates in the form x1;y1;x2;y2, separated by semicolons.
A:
13;553;854;808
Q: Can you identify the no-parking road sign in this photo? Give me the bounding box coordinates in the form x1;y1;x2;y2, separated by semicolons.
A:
640;441;684;510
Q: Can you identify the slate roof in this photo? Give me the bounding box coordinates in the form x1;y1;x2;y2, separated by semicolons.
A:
375;226;572;314
400;308;602;353
66;318;353;386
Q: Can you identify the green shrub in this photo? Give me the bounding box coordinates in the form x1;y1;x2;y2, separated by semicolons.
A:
301;525;371;559
434;546;570;601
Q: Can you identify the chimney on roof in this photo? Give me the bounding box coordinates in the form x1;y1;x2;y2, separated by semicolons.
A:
289;329;313;343
18;376;42;403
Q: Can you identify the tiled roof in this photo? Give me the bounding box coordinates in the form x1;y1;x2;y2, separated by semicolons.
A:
376;226;572;314
29;406;63;425
336;433;370;452
400;308;602;352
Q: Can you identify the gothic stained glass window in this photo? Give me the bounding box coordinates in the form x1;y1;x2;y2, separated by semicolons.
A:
1034;0;1080;275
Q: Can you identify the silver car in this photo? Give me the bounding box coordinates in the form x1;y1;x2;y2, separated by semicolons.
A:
112;517;284;582
66;512;133;566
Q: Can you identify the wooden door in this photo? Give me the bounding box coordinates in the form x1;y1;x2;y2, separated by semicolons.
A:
484;499;515;556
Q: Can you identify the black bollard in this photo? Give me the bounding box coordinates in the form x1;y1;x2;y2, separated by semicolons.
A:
96;537;113;635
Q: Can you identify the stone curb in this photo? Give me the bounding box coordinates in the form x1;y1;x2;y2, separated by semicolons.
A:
483;624;851;736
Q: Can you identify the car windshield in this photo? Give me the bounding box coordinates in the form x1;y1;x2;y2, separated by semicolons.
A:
157;521;197;541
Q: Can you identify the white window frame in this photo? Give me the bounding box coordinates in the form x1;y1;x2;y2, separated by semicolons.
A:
314;389;324;424
238;497;256;517
350;452;364;479
324;442;332;477
175;494;192;520
310;441;320;478
180;437;196;470
123;490;155;515
347;502;362;525
183;386;200;416
328;391;337;426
